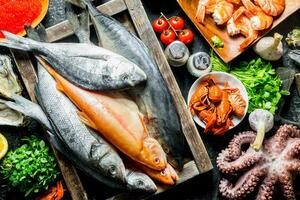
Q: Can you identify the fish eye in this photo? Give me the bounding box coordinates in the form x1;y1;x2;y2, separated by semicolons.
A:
154;157;160;164
160;170;166;176
121;73;129;81
108;166;116;176
137;179;144;186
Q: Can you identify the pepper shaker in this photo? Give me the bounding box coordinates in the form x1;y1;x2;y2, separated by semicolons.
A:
164;41;189;67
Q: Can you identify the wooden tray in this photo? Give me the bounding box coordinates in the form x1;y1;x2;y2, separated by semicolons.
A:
10;0;213;199
177;0;300;63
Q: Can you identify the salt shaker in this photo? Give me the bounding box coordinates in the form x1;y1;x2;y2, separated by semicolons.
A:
187;52;211;77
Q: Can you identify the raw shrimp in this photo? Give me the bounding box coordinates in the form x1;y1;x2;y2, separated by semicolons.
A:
196;0;234;25
241;0;273;30
254;0;285;16
227;6;258;49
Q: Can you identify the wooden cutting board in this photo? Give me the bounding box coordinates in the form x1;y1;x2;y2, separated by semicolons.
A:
178;0;300;63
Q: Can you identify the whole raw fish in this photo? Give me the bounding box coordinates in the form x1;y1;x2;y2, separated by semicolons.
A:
0;31;147;91
40;58;167;171
69;0;185;169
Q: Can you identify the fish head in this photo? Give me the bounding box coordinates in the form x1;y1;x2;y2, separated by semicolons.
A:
118;59;147;87
0;55;22;99
141;138;168;170
126;170;157;193
158;164;179;185
90;143;126;183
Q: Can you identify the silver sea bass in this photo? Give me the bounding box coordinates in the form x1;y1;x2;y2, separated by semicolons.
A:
71;0;185;168
0;31;147;91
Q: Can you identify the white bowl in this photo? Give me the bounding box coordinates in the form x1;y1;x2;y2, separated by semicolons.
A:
187;72;249;131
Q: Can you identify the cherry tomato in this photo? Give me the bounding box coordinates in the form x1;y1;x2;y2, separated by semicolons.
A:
178;29;194;44
152;18;169;33
160;29;176;45
169;16;185;30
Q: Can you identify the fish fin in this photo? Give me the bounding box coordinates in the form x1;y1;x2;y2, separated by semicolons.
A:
66;3;91;44
77;111;97;130
138;113;149;138
56;81;65;93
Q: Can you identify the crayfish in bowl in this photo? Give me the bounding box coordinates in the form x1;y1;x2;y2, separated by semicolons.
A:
189;76;246;135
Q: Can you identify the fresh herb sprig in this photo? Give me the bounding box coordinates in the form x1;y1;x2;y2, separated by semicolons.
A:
211;51;230;72
230;58;289;114
0;135;59;196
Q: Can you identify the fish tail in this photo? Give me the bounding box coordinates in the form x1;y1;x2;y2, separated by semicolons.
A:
25;25;48;42
67;0;101;18
66;3;91;44
4;94;53;131
0;31;39;51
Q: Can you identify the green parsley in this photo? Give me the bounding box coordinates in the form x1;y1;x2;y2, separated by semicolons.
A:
230;58;290;114
0;135;59;196
211;51;230;72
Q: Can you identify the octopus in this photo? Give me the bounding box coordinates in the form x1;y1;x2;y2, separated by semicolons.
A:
217;124;300;200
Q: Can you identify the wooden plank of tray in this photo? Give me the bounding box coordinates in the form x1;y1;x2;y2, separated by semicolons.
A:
107;160;198;200
46;0;127;42
124;0;213;173
10;50;89;200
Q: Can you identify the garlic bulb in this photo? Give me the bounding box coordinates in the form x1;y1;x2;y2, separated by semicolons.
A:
253;33;283;61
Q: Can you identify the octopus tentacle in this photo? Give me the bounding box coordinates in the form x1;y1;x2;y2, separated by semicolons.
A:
255;174;277;200
217;148;261;174
219;167;267;199
270;125;299;153
278;171;296;200
285;139;300;159
227;131;256;160
285;160;300;172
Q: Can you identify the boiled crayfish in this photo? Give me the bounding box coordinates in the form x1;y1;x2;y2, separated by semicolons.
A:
189;77;246;135
37;181;64;200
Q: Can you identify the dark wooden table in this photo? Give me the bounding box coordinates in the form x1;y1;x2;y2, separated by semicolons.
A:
1;0;299;200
